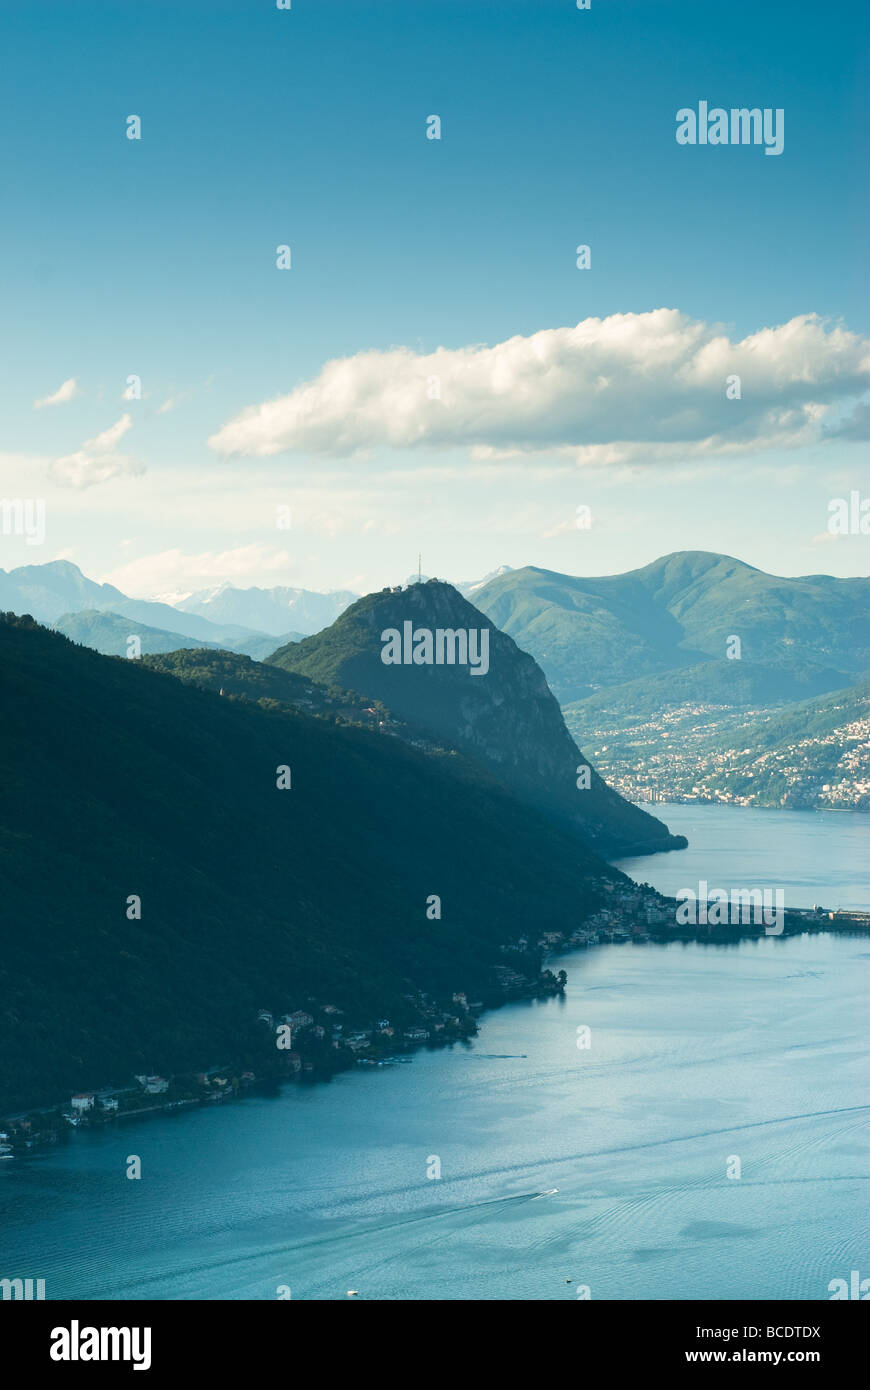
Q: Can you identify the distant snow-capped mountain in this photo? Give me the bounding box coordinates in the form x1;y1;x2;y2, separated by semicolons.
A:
150;589;196;608
0;561;356;647
0;560;264;649
176;583;358;636
455;565;513;597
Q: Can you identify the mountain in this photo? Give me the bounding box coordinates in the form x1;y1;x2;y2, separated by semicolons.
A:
694;679;870;809
53;610;225;658
0;613;614;1112
268;580;686;857
0;560;269;652
567;676;870;811
177;582;357;637
470;553;870;703
140;647;387;724
456;564;513;597
0;559;128;623
565;658;852;730
45;606;300;663
51;612;301;663
95;596;262;648
230;630;304;660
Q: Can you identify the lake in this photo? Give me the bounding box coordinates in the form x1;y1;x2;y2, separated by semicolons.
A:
1;805;867;1300
615;803;870;911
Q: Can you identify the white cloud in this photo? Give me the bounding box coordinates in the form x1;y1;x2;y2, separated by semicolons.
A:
101;543;296;597
208;310;870;465
48;414;144;489
0;450;50;486
157;390;191;414
540;518;581;539
34;377;79;409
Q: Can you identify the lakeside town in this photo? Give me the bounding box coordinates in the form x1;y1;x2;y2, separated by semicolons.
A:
3;881;868;1159
578;703;870;810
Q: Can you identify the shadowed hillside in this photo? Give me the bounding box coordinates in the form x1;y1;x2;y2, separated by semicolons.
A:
269;581;687;856
0;613;615;1112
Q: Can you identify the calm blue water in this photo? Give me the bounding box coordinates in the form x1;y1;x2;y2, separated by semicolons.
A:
1;807;867;1301
615;803;870;911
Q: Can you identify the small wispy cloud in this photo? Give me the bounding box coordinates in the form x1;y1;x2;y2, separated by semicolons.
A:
34;377;79;409
540;518;579;539
48;414;144;489
157;390;191;414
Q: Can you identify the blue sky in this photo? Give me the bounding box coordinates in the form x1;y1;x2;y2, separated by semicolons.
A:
1;0;868;597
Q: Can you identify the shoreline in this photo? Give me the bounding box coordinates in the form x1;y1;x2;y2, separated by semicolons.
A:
3;908;868;1157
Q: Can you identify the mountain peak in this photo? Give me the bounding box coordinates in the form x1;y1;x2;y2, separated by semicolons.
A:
456;564;513;596
466;551;868;704
177;581;358;637
269;581;685;857
11;557;85;579
637;549;762;578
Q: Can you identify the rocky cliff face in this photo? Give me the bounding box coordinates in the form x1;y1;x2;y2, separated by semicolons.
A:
270;580;687;857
